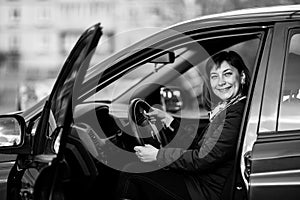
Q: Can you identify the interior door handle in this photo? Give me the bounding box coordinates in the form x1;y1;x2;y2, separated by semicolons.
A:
244;151;252;182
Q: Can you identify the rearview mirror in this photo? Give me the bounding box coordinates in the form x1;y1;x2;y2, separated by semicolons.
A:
150;51;175;64
160;87;183;113
0;115;24;147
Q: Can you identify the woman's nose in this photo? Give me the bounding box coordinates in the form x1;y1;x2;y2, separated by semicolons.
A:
218;76;226;85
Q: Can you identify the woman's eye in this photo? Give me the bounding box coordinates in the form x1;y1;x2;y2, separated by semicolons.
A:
210;75;218;80
224;72;232;77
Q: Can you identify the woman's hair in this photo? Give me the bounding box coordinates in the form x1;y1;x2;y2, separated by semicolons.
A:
203;50;251;110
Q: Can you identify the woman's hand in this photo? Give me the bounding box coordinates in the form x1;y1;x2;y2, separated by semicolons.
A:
146;107;174;127
134;144;159;162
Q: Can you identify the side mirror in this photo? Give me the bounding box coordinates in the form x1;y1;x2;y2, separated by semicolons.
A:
0;115;26;149
160;87;183;113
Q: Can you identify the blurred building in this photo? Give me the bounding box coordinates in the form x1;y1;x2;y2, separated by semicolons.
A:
0;0;201;112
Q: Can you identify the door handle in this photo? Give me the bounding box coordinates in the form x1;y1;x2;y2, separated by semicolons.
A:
244;151;252;182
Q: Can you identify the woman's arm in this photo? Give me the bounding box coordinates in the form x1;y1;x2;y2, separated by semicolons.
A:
156;102;245;171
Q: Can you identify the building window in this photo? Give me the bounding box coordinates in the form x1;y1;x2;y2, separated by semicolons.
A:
8;35;20;52
90;2;100;15
39;34;50;53
37;7;51;21
9;7;21;21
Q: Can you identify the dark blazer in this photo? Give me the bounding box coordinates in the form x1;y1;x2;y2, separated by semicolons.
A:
156;99;246;200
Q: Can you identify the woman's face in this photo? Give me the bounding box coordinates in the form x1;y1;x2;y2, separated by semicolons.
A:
210;61;241;102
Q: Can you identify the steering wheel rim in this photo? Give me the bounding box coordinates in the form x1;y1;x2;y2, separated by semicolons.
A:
128;98;163;148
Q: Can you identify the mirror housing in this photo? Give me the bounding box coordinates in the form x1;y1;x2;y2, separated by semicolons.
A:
160;87;183;113
150;51;175;64
0;114;28;154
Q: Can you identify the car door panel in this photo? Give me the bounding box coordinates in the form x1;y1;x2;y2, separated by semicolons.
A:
250;137;300;199
249;22;300;200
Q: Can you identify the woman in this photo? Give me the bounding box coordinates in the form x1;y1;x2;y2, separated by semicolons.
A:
116;50;250;200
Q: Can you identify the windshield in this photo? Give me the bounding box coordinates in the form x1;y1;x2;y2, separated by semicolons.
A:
82;45;192;103
85;63;155;102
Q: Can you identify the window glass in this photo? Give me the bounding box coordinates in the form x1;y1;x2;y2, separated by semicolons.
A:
278;32;300;131
82;34;260;114
9;7;21;21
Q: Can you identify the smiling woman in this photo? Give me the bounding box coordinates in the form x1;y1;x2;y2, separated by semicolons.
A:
210;59;242;101
205;51;250;111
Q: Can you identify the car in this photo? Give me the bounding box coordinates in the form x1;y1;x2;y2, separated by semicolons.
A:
0;4;300;200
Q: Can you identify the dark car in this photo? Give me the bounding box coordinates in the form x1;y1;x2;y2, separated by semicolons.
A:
1;4;300;200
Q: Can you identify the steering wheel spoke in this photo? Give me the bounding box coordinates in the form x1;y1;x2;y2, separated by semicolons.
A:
128;98;165;149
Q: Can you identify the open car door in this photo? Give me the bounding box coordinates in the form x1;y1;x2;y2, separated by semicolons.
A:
9;23;103;200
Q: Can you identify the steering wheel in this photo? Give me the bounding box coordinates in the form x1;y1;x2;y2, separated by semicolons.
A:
128;98;163;149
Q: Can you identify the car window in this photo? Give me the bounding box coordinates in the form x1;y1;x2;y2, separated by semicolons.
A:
85;63;155;102
278;30;300;131
81;33;261;118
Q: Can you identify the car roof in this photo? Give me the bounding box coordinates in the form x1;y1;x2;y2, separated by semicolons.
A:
169;4;300;32
189;4;300;21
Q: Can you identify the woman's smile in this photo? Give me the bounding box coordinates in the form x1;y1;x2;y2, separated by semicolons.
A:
217;87;231;93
